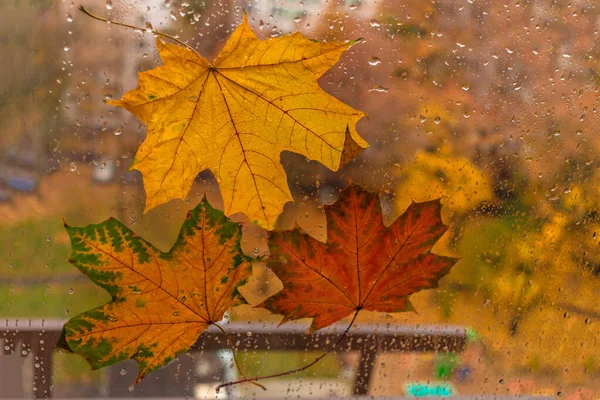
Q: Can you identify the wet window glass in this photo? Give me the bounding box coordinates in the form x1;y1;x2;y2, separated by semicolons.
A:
1;0;597;399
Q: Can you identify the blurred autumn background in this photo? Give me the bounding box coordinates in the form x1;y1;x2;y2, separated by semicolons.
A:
2;0;600;398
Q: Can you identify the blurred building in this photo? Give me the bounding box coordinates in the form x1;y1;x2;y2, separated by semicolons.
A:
246;0;378;33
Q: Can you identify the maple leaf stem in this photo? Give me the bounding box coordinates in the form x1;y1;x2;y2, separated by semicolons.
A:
212;322;267;391
78;6;201;57
214;309;361;393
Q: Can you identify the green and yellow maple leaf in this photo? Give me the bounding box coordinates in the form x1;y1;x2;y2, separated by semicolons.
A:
58;199;251;383
109;15;368;229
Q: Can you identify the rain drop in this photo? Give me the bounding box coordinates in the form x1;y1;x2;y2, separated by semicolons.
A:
368;57;381;66
105;0;113;10
368;85;388;93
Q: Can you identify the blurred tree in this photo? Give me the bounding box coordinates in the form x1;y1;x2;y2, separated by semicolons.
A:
0;0;63;168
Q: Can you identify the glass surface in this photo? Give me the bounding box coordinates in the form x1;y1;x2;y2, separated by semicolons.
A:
1;0;598;398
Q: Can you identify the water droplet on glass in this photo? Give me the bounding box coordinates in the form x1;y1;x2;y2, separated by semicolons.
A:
246;332;253;337
369;19;380;27
63;46;70;52
66;13;73;22
69;288;74;295
164;0;173;7
120;368;127;376
69;162;77;172
434;116;441;124
145;22;154;33
170;11;177;21
368;57;381;66
114;127;122;136
562;53;571;58
173;311;179;316
368;85;388;93
461;83;470;91
293;16;301;23
105;0;113;10
104;94;113;100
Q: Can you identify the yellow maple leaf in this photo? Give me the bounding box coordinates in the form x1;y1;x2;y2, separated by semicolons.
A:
109;15;368;229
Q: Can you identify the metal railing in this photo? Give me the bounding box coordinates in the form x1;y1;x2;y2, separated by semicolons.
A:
1;319;468;398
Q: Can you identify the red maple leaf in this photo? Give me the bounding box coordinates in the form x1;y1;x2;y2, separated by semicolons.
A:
261;185;458;332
